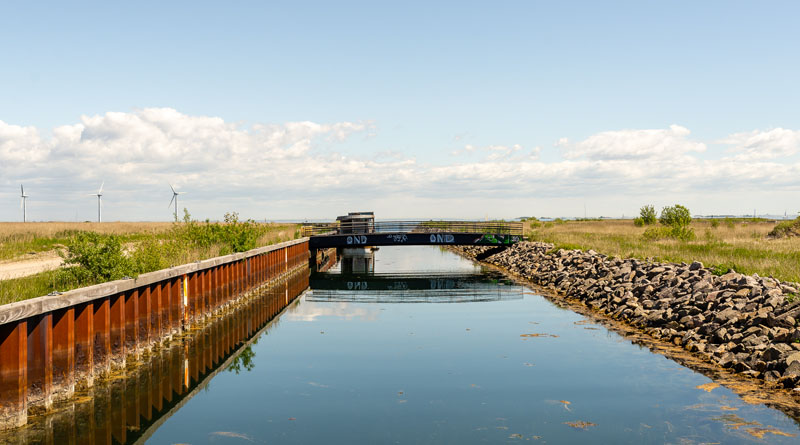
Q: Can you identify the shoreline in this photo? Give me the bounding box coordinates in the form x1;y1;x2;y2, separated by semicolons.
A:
450;242;800;413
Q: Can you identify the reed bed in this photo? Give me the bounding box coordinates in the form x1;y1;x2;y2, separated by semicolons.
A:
526;219;800;283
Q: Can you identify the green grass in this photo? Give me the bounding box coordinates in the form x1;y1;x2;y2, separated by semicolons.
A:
0;218;301;306
526;219;800;284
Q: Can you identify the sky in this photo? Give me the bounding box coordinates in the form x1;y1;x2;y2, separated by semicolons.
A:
1;1;799;222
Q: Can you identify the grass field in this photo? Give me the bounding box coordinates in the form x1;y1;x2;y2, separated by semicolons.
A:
525;218;800;284
0;221;300;305
0;222;176;260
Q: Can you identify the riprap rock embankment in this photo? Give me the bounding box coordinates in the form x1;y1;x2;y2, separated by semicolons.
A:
456;242;800;390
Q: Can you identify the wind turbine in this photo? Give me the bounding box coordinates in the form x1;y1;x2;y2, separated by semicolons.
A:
168;184;186;222
89;182;104;222
20;185;29;222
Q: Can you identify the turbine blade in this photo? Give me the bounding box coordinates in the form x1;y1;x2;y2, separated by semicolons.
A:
20;184;24;195
169;183;176;194
20;197;24;210
98;181;104;194
168;195;176;208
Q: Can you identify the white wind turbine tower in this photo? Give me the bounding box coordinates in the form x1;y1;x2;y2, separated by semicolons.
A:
89;182;104;222
168;184;186;222
20;185;29;222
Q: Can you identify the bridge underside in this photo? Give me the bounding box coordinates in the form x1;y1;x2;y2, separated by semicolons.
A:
309;232;521;249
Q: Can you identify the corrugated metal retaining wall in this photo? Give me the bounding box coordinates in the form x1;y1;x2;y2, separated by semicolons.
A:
0;238;309;429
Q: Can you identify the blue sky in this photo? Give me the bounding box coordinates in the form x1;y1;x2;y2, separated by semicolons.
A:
1;1;798;221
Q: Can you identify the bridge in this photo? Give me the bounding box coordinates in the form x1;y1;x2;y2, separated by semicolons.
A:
302;217;523;249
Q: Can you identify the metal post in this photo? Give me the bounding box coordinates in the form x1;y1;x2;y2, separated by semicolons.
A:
0;320;28;428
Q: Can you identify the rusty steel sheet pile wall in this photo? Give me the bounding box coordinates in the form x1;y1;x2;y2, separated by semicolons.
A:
0;238;309;429
0;269;310;444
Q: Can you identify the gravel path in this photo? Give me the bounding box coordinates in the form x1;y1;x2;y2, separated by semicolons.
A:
0;252;64;280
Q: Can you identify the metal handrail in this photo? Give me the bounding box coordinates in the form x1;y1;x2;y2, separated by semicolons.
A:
301;220;523;236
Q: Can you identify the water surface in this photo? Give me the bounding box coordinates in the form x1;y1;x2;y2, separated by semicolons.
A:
147;246;799;444
6;246;799;444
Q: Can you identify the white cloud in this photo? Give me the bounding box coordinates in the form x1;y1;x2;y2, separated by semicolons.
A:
720;128;800;160
0;120;50;164
0;111;798;220
559;125;706;160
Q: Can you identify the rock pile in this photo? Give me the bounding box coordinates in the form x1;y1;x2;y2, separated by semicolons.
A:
456;242;800;389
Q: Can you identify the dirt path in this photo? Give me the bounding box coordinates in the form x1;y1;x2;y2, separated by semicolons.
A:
0;252;64;280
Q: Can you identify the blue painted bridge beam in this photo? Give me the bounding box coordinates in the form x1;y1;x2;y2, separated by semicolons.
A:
308;232;521;249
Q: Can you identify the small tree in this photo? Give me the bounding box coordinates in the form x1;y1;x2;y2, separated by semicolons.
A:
659;204;692;228
640;205;657;225
60;232;133;282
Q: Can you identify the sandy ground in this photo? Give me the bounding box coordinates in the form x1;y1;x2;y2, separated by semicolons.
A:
0;251;64;280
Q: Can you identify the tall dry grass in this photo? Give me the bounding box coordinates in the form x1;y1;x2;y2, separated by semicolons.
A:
526;219;800;283
0;222;175;261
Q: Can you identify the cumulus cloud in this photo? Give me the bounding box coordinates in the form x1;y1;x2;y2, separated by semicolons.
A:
558;125;706;160
720;128;800;160
0;110;798;220
0;120;50;164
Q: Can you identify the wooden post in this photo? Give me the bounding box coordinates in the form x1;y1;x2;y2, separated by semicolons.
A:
0;320;27;428
52;308;75;401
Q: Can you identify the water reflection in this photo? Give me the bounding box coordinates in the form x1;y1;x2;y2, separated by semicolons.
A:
339;248;375;274
0;269;309;445
309;272;523;303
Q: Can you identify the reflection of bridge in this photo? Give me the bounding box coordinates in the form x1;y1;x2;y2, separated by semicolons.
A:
303;220;523;249
308;272;523;303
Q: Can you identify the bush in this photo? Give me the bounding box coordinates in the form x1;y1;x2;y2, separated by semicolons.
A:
60;232;134;282
639;205;657;225
633;217;645;227
768;216;800;238
659;204;692;228
173;210;267;255
642;227;671;241
710;219;720;228
640;204;695;242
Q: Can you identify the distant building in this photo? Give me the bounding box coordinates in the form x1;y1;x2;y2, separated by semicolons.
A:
336;212;375;234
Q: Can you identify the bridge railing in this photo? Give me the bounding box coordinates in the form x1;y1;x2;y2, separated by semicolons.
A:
301;220;523;236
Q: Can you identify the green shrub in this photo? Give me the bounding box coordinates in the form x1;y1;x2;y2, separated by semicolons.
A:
60;232;134;282
768;217;800;238
639;205;657;225
669;226;696;241
642;227;671;241
659;204;692;228
710;219;720;228
633;217;645;227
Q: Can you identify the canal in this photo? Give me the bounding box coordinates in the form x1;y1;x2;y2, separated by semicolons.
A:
5;246;800;443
